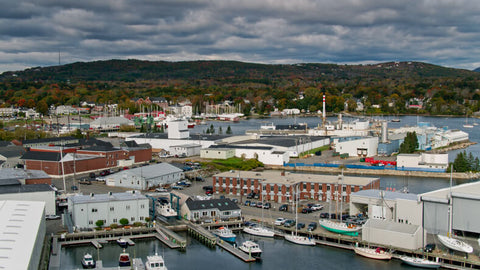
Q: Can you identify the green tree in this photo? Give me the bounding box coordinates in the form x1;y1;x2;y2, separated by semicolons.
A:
95;220;104;228
119;218;129;226
399;131;418;153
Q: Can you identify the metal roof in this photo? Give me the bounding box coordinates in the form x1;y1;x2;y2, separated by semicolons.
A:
117;163;183;179
421;181;480;203
0;200;45;270
20;151;64;161
353;189;419;201
0;184;53;194
233;135;329;148
209;144;273;150
69;191;147;204
365;219;420;234
0;168;50;181
185;198;240;211
0;146;25;158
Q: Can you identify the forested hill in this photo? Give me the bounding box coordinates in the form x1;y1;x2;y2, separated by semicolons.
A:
1;59;479;83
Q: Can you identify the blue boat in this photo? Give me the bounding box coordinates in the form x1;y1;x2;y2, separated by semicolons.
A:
213;227;236;242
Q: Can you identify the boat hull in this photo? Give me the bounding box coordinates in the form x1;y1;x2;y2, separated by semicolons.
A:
437;235;473;253
400;256;441;269
353;246;392;260
318;220;360;237
243;226;275;238
284;234;316;246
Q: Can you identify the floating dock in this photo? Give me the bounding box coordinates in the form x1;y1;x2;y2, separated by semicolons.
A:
216;239;257;262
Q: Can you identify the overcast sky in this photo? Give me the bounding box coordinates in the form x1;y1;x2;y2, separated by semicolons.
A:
1;0;480;73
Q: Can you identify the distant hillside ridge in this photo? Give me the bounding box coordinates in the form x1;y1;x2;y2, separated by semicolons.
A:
1;59;479;83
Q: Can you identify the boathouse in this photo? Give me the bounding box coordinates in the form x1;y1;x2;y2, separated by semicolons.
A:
361;219;425;250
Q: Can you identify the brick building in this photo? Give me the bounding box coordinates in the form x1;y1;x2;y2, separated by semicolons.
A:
212;170;380;203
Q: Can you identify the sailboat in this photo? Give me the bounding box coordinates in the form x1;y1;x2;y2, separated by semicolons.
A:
243;181;275;238
463;113;474;128
437;167;473;253
284;184;316;246
319;170;362;236
399;256;441;268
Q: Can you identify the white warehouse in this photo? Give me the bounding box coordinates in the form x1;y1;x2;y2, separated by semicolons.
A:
397;153;448;172
68;191;149;229
333;136;379;157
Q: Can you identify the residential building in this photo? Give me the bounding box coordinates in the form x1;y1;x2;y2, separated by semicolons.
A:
181;198;241;223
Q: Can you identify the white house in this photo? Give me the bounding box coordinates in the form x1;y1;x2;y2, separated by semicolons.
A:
105;163;184;190
68;191;149;229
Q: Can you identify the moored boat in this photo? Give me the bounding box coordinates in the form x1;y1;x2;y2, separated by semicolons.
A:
284;233;316;246
243;225;275;238
157;202;177;218
353;246;392;260
213;227;236;243
117;238;128;248
437;235;473;253
118;250;131;267
400;256;441;269
238;240;262;258
146;252;168;270
318;219;361;236
81;253;96;268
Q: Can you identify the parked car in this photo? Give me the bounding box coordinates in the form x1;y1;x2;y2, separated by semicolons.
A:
244;200;251;206
247;192;256;199
250;201;257;207
45;214;61;220
310;204;324;211
301;207;314;214
263;202;271;209
274;218;286;226
307;222;318;231
256;202;263;208
89;172;96;179
182;166;193;171
231;198;239;204
279;204;289;211
296;223;306;229
194;176;204;182
283;219;296;227
202;185;213;191
71;185;78;191
205;190;213;196
177;180;191;187
155;187;168;192
424;243;436;253
96;177;106;182
171;185;184;190
319;212;329;218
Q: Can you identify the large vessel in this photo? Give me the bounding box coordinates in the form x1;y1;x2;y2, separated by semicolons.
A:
437;235;473;254
145;253;168;270
400;256;441;268
318;219;361;237
213;227;236;243
353;246;392;260
81;253;96;269
238;240;262;258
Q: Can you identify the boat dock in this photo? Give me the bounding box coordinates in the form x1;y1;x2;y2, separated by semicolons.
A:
94;258;145;269
187;223;217;247
216;239;257;262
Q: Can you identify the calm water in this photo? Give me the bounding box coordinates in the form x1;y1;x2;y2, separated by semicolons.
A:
61;115;480;269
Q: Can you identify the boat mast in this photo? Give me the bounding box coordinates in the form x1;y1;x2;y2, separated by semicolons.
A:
448;164;453;237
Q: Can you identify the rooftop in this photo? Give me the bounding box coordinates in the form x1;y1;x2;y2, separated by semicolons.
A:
421;181;480;203
0;168;51;181
214;170;378;186
69;191;147;204
186;198;240;211
0;184;54;195
352;189;419;201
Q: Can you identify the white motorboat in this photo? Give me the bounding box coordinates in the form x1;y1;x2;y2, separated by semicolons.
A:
437;235;473;253
213;227;237;243
157;203;177;218
238;240;262;258
243;225;275;238
146;253;168;270
284;233;316;246
118;250;131;267
81;253;96;268
117;238;128;248
353;246;392;260
400;256;441;269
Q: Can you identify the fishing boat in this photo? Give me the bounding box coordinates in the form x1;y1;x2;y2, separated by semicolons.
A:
117;238;128;248
118;250;131;267
400;256;441;269
81;253;96;268
437;235;473;253
145;252;168;270
353;246;392;260
318;219;361;237
238;240;262;258
213;227;236;243
284;184;316;246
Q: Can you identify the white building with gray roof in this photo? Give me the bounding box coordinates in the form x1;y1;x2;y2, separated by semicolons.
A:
68;191;149;229
181;198;241;222
0;183;56;215
105;163;184;190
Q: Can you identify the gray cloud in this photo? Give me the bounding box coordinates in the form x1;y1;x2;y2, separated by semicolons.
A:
1;0;480;72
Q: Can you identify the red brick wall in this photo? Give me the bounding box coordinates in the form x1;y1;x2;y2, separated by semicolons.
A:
26;156;107;175
25;178;52;185
127;148;152;163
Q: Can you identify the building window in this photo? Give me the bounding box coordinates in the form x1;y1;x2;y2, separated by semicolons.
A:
88;220;93;225
327;186;331;191
113;219;118;223
131;217;135;221
223;211;231;216
343;186;346;192
140;204;145;209
351;186;355;192
202;211;208;216
140;216;144;220
91;208;98;213
110;207;114;211
303;183;307;190
126;205;131;210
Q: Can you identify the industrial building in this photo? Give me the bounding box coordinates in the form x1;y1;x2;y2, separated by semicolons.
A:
397;153;448;172
361;219;425;250
0;183;56;215
201;144;289;166
332;136;379;157
105;163;184;190
200;147;235;160
0;200;46;270
169;143;201;157
213;170;380;203
67;191;149;229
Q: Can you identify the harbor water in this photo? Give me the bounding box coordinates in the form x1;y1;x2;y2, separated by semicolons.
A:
61;115;480;269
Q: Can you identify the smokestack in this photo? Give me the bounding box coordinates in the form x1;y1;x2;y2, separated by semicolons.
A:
381;121;388;143
322;94;326;127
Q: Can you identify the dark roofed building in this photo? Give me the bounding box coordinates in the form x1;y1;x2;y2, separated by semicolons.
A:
182;198;241;222
0;145;26;168
16;136;78;148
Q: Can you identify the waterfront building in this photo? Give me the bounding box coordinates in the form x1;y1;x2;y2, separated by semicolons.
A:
0;168;51;185
396;153;448;172
349;190;422;226
0;183;55;215
332;136;379;157
181;198;241;223
67;191;149;229
127;133;223;153
202;144;288;166
361;219;425;250
169;143;201;157
105;163;184;190
421;181;480;236
213;170;380;203
0;200;46;270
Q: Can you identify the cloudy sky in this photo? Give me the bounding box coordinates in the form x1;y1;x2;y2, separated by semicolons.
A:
1;0;480;73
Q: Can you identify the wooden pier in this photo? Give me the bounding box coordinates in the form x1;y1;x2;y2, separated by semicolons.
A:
216;239;257;262
187;223;217;248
